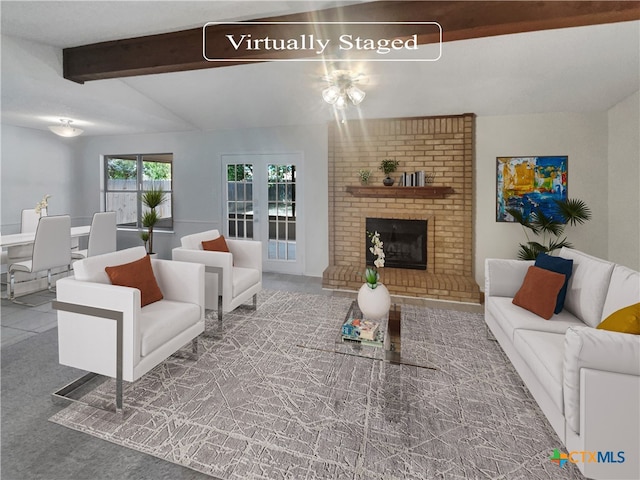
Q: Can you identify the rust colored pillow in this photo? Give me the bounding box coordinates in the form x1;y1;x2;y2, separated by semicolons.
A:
512;266;566;320
105;254;163;307
202;235;230;253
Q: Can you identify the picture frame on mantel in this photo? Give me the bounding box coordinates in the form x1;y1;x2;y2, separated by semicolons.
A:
496;155;568;222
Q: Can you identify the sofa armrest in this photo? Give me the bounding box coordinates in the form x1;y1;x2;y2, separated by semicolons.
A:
151;258;204;311
56;276;141;381
172;247;233;271
484;258;534;297
226;238;262;271
563;325;640;434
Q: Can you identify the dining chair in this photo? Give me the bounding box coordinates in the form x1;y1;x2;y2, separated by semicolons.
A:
72;211;117;259
6;208;41;262
8;215;72;304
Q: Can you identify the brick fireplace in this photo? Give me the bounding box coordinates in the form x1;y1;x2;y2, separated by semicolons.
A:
322;114;481;303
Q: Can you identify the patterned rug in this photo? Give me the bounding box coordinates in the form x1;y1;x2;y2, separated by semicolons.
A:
50;290;583;479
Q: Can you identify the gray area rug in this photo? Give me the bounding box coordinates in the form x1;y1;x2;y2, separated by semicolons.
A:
50;290;583;479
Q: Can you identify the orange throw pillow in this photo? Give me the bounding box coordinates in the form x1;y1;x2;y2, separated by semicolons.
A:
202;235;230;252
512;266;566;320
105;254;163;307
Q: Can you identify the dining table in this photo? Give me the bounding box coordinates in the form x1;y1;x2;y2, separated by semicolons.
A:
1;225;91;248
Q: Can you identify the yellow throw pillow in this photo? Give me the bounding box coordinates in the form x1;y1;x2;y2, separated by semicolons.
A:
597;303;640;335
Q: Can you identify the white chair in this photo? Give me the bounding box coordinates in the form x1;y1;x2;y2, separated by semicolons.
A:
6;208;40;262
8;215;72;303
172;229;262;322
72;211;117;259
54;246;205;412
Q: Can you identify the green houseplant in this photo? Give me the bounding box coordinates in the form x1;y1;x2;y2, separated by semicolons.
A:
379;159;400;186
507;198;592;260
140;187;166;255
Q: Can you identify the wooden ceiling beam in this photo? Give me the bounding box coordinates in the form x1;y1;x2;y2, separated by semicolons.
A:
63;1;640;84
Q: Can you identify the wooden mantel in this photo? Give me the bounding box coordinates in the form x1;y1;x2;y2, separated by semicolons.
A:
346;185;455;199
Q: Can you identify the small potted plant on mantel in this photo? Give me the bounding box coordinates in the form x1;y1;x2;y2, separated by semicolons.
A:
379;159;400;186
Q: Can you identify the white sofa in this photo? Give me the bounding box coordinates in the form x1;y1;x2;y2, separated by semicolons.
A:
485;247;640;479
172;229;262;321
55;246;205;410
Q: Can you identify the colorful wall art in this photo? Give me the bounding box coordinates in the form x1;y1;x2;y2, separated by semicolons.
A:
496;156;568;222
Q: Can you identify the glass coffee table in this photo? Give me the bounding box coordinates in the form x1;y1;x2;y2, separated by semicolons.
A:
299;301;436;370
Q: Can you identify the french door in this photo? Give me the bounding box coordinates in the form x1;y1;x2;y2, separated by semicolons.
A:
222;153;303;274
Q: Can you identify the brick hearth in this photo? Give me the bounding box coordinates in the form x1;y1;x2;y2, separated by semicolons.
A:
323;114;481;303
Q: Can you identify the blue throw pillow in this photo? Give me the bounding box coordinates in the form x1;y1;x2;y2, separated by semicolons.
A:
534;253;573;314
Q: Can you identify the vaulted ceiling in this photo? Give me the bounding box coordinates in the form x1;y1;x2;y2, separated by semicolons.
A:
1;1;639;136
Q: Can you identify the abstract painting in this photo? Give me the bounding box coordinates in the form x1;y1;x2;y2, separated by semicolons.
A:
496;156;568;222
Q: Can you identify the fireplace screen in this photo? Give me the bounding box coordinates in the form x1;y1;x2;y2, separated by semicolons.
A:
366;218;427;270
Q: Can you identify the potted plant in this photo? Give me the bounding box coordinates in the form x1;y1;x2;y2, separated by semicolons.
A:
358;169;372;185
140;186;166;255
379;159;400;186
507;198;592;260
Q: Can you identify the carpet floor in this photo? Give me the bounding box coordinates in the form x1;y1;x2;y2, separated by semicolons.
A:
49;290;583;479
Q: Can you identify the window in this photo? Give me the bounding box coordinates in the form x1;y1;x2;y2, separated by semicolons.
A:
104;153;173;229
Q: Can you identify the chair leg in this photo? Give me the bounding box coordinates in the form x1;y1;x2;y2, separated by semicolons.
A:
47;269;53;291
192;337;199;355
252;293;257;310
8;271;15;300
218;296;223;323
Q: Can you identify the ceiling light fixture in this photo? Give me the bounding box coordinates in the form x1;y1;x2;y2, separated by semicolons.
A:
48;119;84;137
322;70;366;109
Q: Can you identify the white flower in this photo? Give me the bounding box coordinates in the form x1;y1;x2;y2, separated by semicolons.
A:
34;194;51;214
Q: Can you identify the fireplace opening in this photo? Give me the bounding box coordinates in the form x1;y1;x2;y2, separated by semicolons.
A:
366;218;427;270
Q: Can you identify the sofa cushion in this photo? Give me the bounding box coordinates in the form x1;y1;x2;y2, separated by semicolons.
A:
513;329;566;413
487;297;585;342
534;253;573;314
105;254;164;307
559;247;615;328
232;266;260;297
597;303;640;335
139;300;201;356
513;266;566;320
73;246;147;284
601;265;640;322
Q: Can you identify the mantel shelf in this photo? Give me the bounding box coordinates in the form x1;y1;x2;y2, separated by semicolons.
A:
346;185;455;199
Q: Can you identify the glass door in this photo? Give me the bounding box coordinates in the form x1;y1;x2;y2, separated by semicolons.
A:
267;164;296;263
223;154;303;274
225;163;254;239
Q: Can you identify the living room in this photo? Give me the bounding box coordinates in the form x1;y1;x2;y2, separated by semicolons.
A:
1;1;639;479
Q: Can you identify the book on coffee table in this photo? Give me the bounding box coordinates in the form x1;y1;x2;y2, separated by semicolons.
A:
341;317;380;342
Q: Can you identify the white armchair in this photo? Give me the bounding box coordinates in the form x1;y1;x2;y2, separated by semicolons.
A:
54;246;205;412
172;229;262;322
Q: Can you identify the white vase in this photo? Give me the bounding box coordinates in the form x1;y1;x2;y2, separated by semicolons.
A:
357;283;391;321
40;207;48;217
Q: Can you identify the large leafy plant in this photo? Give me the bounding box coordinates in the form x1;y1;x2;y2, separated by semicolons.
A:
507;198;591;260
140;187;166;254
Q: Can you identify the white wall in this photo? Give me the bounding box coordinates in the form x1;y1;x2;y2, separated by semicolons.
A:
475;112;609;287
73;125;329;276
5;108;635;284
0;124;79;232
607;91;640;270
